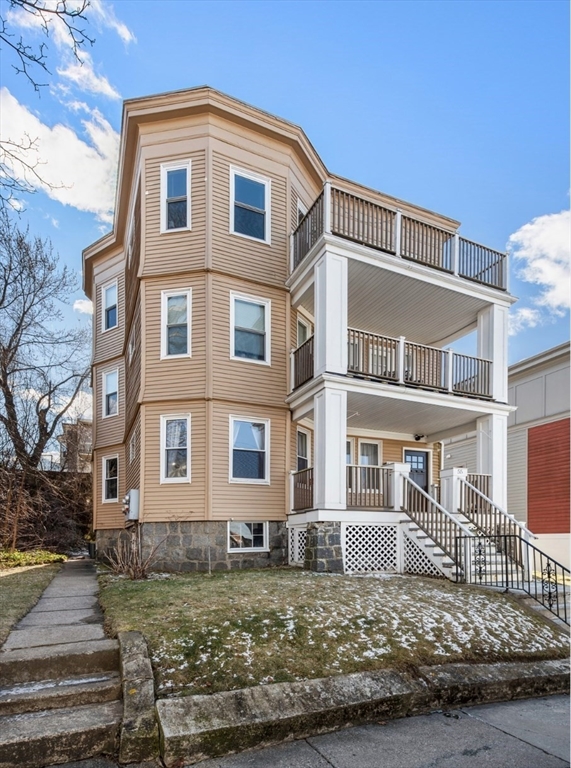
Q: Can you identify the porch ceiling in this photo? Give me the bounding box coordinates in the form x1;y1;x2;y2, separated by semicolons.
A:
298;260;491;346
345;389;484;439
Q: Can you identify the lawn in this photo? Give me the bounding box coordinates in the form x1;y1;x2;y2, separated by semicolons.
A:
98;569;569;698
0;564;61;645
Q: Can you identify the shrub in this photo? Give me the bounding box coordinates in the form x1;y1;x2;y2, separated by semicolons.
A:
0;549;67;568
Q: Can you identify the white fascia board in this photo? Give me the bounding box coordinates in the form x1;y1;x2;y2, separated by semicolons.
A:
287;510;408;525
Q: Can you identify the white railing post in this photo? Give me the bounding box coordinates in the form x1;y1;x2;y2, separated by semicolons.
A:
290;348;295;394
397;336;406;384
395;209;402;257
503;251;509;292
447;348;454;393
289;470;295;513
452;233;459;276
386;462;410;510
440;467;468;515
290;232;294;273
324;181;332;235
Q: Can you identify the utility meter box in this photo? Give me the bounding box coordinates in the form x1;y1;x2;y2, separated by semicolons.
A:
122;489;140;521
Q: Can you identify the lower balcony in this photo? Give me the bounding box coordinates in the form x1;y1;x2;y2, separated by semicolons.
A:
292;328;492;400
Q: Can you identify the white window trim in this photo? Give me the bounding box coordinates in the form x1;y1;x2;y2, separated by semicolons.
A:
101;279;118;333
128;332;135;365
102;454;119;503
296;315;312;348
227;521;269;553
229;291;271;366
297;199;308;225
229;165;271;245
129;431;136;464
102;368;119;419
160;288;192;360
346;437;354;465
358;439;383;466
160;159;192;234
296;427;311;470
160;414;191;484
229;415;270;485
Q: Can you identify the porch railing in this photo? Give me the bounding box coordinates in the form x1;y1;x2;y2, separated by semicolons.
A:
347;329;493;399
459;478;532;543
346;465;392;509
292;467;313;511
466;473;491;498
292;184;507;291
404;476;473;562
456;534;570;625
292;335;314;389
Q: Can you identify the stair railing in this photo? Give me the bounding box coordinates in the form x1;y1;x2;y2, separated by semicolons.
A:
459;478;534;541
455;534;570;625
403;476;472;563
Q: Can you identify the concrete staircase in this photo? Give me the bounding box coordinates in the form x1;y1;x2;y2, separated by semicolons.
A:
0;560;122;768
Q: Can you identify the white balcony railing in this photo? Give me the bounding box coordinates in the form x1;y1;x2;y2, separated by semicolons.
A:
292;184;507;291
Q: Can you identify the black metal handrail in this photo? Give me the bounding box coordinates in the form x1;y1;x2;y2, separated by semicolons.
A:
455;534;570;625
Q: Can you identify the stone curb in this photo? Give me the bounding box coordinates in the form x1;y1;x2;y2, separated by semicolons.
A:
117;632;159;764
156;658;570;767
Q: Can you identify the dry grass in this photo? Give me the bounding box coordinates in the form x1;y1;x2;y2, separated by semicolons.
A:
98;568;569;698
0;564;61;645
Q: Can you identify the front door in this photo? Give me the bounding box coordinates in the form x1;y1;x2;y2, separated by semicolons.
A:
404;450;429;493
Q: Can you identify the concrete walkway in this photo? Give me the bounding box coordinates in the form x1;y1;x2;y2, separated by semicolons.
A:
0;559;122;768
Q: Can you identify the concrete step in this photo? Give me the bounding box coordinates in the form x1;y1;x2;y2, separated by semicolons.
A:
2;624;105;650
0;672;122;716
0;700;122;768
0;639;119;686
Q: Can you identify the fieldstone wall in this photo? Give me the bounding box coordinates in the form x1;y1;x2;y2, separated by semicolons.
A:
304;522;344;573
96;522;287;572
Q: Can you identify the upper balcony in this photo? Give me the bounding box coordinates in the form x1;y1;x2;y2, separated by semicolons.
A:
292;184;507;293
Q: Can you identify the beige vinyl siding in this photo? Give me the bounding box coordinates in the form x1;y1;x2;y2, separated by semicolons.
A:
507;429;527;523
143;149;207;276
211;275;289;407
141;401;206;522
142;274;206;401
93;445;125;530
126;412;141;497
93;270;125;365
94;361;125;449
125;184;141;330
212;402;288;522
211;151;288;287
125;293;141;431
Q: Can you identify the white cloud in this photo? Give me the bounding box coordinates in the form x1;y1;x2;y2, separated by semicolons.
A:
57;52;120;100
507;210;570;336
1;87;118;224
74;299;93;315
59;389;93;420
508;307;542;337
89;0;136;44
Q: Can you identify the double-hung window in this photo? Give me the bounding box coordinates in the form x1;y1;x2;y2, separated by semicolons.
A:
230;167;270;243
102;282;118;331
160;160;191;232
228;521;268;552
102;456;118;502
230;417;269;484
160;415;191;483
230;293;270;364
161;289;191;358
103;370;118;418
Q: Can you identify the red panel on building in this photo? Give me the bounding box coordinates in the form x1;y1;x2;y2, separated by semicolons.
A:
528;418;570;534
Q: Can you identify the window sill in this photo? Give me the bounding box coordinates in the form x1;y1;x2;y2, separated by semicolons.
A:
102;499;119;504
160;353;192;361
227;547;270;554
230;354;271;367
229;478;270;486
101;325;119;334
160;225;192;235
229;229;271;246
160;477;191;485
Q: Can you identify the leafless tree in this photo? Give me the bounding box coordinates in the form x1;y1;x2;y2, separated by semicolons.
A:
0;0;95;210
0;211;90;472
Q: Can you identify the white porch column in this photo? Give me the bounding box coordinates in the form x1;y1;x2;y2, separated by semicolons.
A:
314;252;348;377
385;462;410;510
313;386;347;510
477;304;508;402
476;413;508;509
440;467;468;514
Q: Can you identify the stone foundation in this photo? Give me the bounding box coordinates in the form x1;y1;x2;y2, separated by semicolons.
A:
96;521;287;572
304;521;344;573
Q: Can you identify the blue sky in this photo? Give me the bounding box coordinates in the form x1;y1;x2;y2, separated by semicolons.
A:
1;0;569;364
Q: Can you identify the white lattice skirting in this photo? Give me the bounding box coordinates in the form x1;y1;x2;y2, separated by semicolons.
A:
402;530;444;577
288;526;307;566
343;524;399;574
